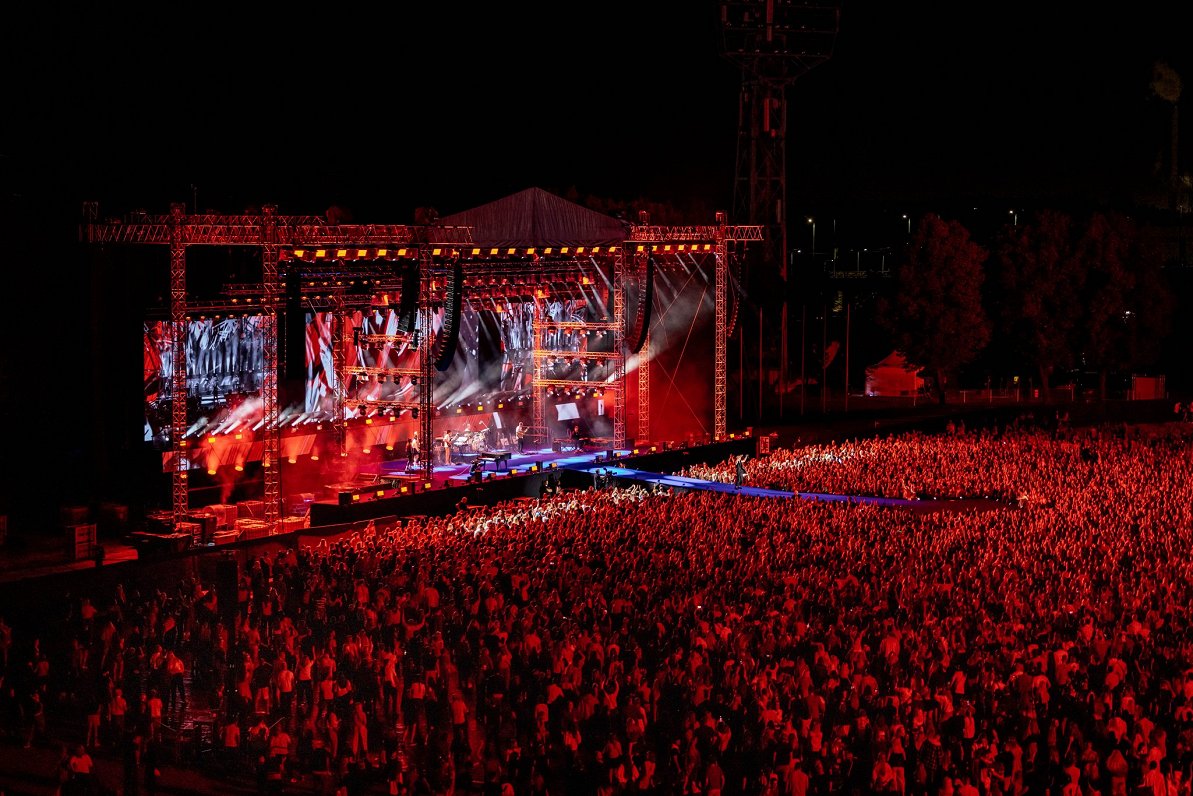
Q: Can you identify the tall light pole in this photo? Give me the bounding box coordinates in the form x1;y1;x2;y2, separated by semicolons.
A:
807;217;816;260
902;214;911;234
1009;209;1018;227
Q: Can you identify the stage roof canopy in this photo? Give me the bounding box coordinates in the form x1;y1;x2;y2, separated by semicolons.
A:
438;187;629;249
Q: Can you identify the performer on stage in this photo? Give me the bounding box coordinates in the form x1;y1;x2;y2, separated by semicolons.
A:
441;429;453;464
515;421;529;453
734;455;747;491
405;433;419;472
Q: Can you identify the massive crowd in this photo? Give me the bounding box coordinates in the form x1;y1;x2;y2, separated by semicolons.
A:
2;417;1193;796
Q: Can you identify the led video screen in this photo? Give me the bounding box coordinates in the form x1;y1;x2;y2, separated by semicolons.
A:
144;316;265;443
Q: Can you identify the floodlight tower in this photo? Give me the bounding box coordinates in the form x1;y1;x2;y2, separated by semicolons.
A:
721;0;839;415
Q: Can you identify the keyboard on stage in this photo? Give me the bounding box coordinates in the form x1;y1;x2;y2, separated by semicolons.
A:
476;450;513;470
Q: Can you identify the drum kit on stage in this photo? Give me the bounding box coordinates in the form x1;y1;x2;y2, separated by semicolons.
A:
452;431;488;453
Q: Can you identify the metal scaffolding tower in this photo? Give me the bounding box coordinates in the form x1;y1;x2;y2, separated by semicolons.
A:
612;250;627;449
260;208;281;526
721;0;839;277
331;306;348;457
531;301;547;453
626;245;650;443
638;333;650;442
168;205;189;526
721;0;839;417
715;239;729;438
418;252;437;475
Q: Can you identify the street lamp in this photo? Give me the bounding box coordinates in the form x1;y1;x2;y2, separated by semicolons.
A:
902;214;911;234
806;217;815;256
1009;209;1018;227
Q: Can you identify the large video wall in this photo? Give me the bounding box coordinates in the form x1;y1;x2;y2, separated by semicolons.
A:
144;293;621;445
143;316;265;444
303;308;428;416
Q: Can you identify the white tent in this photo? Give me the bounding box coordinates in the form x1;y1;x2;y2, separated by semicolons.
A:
865;351;924;397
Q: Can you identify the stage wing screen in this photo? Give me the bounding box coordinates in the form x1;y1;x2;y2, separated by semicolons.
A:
144;317;266;444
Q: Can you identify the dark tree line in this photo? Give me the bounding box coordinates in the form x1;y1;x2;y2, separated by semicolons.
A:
877;209;1175;403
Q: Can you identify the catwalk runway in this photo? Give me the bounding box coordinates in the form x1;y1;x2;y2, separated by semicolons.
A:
566;465;1005;513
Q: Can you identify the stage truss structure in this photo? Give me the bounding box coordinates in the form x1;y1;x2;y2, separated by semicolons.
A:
82;204;760;528
626;222;764;440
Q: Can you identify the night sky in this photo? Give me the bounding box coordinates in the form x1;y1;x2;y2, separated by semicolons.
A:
6;2;1188;222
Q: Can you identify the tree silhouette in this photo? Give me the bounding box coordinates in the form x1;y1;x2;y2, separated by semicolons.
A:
877;213;990;403
1073;211;1175;399
990;210;1084;400
1151;61;1184;211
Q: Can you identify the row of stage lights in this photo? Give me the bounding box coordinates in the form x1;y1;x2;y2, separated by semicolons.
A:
184;242;718;311
463;274;595;287
183;312;256;321
545;388;606;399
282;243;714;261
542;353;613;364
349;374;420;384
